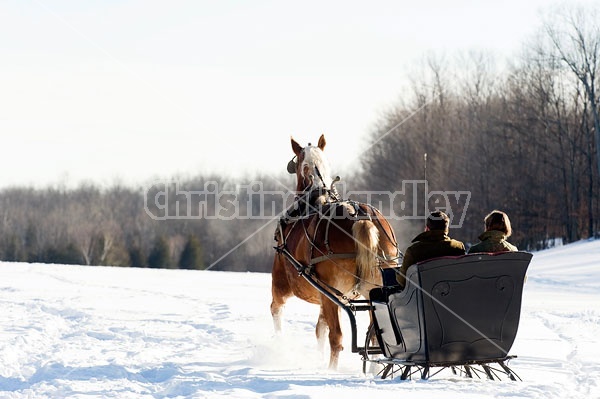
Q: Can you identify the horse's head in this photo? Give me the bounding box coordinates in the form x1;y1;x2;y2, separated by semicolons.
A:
288;134;335;194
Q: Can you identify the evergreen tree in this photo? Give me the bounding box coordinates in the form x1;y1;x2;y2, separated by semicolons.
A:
179;235;204;270
147;236;171;269
2;235;23;262
42;242;84;265
24;222;39;262
128;245;147;268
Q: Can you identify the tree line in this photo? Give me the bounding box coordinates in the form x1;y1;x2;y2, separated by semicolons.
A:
0;175;289;272
0;3;598;271
360;4;600;250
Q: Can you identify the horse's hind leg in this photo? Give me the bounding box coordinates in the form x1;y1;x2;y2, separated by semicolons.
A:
319;297;343;369
270;255;292;333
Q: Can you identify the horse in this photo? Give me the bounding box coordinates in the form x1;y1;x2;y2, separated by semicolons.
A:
270;134;400;369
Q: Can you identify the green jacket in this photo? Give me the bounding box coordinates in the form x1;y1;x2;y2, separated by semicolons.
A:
468;230;518;254
396;230;466;288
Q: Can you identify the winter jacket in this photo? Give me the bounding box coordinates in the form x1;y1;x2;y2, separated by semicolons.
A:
468;230;518;254
396;230;466;288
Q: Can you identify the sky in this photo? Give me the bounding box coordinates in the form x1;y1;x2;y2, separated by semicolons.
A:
0;0;592;188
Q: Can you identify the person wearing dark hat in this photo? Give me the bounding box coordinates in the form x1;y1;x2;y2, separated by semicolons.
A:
396;211;466;288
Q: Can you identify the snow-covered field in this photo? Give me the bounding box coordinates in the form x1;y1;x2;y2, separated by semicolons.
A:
0;240;599;399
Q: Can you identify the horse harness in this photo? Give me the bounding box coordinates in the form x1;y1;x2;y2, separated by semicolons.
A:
274;189;400;295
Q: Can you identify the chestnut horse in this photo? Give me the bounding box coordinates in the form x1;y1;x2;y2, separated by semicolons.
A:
271;134;399;369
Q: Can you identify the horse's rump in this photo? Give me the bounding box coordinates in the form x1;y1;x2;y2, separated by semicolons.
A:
279;201;397;298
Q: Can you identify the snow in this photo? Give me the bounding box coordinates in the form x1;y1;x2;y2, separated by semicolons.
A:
0;240;599;398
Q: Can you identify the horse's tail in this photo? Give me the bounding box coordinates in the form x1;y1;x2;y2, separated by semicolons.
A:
352;220;380;287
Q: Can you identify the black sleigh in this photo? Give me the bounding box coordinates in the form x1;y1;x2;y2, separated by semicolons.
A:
365;251;533;380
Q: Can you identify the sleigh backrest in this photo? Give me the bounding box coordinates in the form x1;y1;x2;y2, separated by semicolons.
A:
370;251;532;364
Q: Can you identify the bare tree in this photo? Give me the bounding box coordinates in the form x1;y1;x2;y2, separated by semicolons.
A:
545;5;600;172
544;3;600;236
